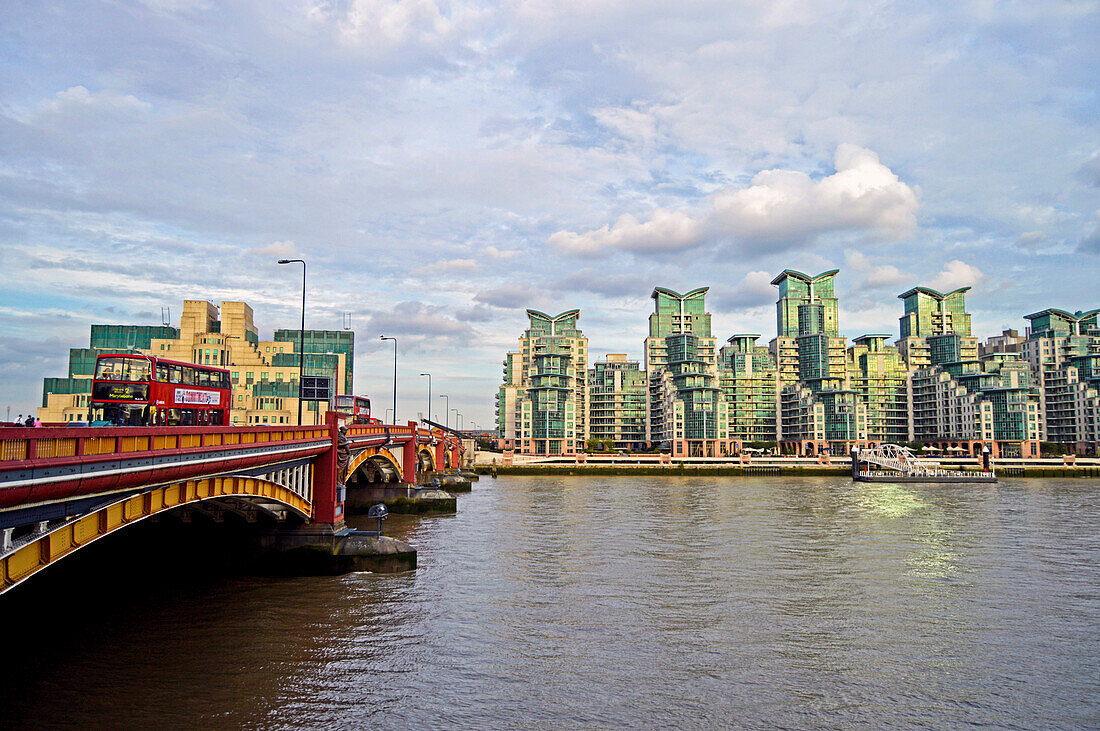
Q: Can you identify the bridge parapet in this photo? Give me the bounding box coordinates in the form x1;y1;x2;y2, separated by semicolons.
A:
0;425;332;515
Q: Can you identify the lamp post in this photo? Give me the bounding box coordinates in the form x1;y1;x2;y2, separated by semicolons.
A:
452;409;462;433
380;335;397;424
419;373;432;424
277;258;306;426
439;394;449;428
222;335;240;366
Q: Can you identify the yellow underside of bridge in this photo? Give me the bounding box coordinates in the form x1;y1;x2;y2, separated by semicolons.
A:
347;447;404;478
1;476;311;596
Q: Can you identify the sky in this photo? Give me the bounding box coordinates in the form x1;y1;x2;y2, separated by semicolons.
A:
1;0;1098;424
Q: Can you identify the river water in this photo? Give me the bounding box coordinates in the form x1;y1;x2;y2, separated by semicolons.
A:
2;476;1099;728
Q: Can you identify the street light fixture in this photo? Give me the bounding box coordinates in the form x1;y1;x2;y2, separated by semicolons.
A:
419;373;432;424
452;409;462;432
380;335;397;424
439;394;449;429
277;258;306;426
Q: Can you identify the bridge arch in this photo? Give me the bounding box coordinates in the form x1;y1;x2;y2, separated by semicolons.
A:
1;476;311;596
418;447;436;472
347;447;403;483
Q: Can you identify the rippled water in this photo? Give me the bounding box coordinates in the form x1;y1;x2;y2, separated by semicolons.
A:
3;476;1099;728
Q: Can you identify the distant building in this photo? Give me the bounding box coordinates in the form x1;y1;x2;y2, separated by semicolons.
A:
39;300;352;426
979;329;1025;360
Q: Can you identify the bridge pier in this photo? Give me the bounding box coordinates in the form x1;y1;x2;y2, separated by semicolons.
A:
345;482;456;514
257;524;416;574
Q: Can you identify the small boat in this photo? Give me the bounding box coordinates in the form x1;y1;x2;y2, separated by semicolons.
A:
852;444;997;483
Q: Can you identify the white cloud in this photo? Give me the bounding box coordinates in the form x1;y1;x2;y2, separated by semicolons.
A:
482;246;521;260
844;250;909;289
592;105;657;145
249;240;297;258
711;145;919;247
549;207;706;256
929;260;984;292
1016;231;1050;250
713;270;776;310
338;0;483;48
549;146;919;258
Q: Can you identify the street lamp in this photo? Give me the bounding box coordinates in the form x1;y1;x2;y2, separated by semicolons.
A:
277;258;306;426
222;335;240;366
419;373;432;424
380;335;397;424
439;394;449;428
452;409;462;432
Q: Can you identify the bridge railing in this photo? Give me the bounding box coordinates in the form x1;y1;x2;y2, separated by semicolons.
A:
0;425;331;464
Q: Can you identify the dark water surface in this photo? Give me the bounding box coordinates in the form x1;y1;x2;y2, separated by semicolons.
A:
2;476;1099;728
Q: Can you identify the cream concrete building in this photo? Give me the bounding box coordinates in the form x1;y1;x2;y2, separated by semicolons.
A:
39;300;352;427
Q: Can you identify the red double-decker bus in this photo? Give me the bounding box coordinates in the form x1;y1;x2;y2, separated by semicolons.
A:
334;395;375;424
91;353;232;426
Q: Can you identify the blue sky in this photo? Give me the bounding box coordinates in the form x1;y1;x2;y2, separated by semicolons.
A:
1;0;1098;424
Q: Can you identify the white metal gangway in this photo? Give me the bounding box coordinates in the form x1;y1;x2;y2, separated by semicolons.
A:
855;444;935;476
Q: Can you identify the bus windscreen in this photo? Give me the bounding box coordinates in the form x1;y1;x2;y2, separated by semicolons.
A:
94;356;152;382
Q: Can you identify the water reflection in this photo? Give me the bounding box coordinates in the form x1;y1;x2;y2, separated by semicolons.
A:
2;476;1098;728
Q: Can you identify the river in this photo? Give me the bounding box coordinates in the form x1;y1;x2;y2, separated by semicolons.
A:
2;476;1098;728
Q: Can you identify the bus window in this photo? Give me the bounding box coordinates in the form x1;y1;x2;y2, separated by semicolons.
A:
181;367;196;385
156;364;169;382
169;365;183;384
95;356;151;381
197;370;210;386
219;372;231;389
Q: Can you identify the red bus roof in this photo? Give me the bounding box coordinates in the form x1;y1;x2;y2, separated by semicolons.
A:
95;352;230;375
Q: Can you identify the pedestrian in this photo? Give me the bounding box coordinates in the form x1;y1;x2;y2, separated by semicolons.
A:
24;415;34;427
15;414;23;425
34;417;42;428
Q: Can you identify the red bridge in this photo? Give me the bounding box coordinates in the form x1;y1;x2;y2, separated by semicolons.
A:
0;416;465;595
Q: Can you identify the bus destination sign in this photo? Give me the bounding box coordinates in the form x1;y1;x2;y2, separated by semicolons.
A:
92;382;149;402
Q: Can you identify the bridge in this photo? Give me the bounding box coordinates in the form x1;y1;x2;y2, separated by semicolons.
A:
0;416;465;595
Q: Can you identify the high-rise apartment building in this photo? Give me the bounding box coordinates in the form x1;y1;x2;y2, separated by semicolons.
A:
770;270;860;453
718;335;777;442
643;288;733;456
588;354;646;451
847;334;909;444
496;309;588;455
493;274;1096;458
1019;308;1100;447
897;286;975;368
